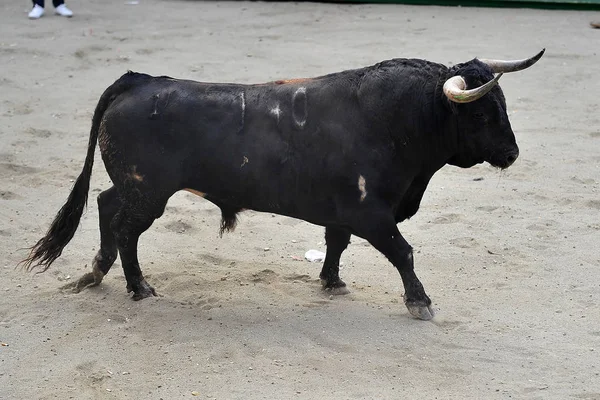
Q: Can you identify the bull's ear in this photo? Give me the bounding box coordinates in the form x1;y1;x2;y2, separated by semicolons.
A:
443;73;503;104
477;49;545;73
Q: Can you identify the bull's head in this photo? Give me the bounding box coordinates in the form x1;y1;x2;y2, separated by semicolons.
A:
443;49;544;169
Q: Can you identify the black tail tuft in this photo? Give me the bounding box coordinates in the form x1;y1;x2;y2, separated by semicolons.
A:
21;167;92;272
20;71;145;272
219;207;240;237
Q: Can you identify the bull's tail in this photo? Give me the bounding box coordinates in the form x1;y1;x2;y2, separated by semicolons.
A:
21;71;147;272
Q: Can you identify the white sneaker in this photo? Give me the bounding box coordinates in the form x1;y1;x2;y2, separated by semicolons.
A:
28;4;44;19
55;4;73;17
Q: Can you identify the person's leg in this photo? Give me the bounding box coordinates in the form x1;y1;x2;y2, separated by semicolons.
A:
52;0;64;6
33;0;44;6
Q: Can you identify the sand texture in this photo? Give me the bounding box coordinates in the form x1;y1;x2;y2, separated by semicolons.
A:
1;1;599;399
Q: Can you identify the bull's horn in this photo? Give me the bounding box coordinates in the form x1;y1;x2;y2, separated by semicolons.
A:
443;73;503;104
478;49;545;73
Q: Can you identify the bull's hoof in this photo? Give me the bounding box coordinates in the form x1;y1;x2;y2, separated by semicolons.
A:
127;279;157;301
404;299;435;321
60;265;105;293
320;278;350;295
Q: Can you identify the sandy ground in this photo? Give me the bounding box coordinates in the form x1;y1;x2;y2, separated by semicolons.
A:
1;0;599;399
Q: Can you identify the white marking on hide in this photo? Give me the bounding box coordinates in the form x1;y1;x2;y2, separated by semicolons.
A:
151;94;160;117
292;87;307;128
295;87;306;96
270;104;281;123
240;91;245;122
241;156;249;167
358;175;367;202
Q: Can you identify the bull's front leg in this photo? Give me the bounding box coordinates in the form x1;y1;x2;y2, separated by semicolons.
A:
387;237;434;321
352;210;434;320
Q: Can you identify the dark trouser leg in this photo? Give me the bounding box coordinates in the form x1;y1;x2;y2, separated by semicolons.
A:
33;0;44;7
52;0;64;7
320;226;351;294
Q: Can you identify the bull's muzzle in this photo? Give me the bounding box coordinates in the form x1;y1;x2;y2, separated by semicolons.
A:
492;148;519;169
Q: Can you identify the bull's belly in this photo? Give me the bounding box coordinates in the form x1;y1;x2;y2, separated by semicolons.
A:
184;174;339;227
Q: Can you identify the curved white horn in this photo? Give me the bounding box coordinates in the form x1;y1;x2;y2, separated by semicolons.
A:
443;73;503;104
478;49;545;73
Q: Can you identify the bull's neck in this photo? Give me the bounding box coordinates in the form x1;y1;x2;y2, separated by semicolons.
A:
388;79;456;175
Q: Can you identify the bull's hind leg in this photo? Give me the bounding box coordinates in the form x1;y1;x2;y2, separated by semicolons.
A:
320;226;351;295
112;195;169;300
65;186;121;293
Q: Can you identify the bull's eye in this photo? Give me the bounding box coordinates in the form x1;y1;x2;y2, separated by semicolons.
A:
474;112;487;121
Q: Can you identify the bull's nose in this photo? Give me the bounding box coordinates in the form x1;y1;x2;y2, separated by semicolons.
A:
505;149;519;167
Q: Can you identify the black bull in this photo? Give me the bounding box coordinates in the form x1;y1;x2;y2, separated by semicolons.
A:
23;50;544;320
